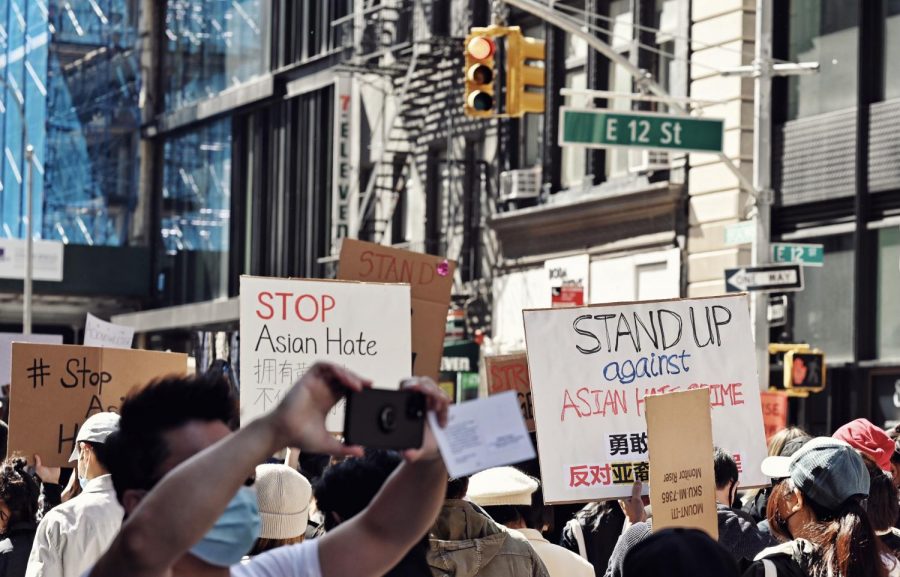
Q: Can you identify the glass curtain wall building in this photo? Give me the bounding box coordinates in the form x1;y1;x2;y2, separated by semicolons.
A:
0;0;141;246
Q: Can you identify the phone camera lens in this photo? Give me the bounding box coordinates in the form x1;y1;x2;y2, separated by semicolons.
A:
379;406;397;433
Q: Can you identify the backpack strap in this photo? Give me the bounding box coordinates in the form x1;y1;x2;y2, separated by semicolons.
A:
566;518;588;560
761;558;777;577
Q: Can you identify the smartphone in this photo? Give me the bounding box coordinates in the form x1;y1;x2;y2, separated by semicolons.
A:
344;389;426;450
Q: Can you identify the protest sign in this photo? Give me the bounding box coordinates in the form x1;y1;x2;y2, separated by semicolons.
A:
239;276;412;430
761;391;788;442
485;353;535;432
523;294;768;503
338;240;455;381
545;255;589;308
647;388;718;539
83;313;135;349
0;333;63;391
8;344;188;467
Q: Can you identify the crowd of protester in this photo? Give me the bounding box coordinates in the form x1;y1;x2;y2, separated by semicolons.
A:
0;363;896;577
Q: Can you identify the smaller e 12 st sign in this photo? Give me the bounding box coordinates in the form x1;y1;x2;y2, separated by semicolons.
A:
559;107;724;153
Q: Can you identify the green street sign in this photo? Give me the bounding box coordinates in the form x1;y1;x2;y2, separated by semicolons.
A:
559;107;724;153
771;243;824;267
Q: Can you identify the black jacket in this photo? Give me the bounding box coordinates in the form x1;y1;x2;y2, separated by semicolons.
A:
559;503;625;577
0;521;38;577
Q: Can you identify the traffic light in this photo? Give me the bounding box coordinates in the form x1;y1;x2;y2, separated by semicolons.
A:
464;31;497;117
783;350;826;394
506;29;545;116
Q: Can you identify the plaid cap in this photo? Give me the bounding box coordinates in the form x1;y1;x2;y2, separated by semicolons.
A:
760;437;870;510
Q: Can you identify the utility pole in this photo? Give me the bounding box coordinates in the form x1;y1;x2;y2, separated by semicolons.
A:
24;145;34;335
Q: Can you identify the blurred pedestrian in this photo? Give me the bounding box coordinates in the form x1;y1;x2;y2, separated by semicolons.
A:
26;412;122;577
0;457;40;577
559;501;625;577
247;464;311;556
833;419;894;472
428;475;550;577
744;437;888;577
862;458;900;560
468;467;593;577
743;428;811;524
750;435;812;535
621;528;739;577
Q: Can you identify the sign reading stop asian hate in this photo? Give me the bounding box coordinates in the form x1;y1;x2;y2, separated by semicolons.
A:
522;294;768;503
8;344;188;468
239;276;412;430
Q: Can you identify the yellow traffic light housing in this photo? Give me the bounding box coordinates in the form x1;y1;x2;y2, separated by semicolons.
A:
506;29;545;116
464;26;545;118
783;350;826;394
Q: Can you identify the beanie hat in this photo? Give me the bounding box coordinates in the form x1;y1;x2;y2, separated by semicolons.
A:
833;418;894;472
255;464;312;539
467;467;538;506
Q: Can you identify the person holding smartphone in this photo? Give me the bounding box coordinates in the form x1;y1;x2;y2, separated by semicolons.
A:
85;362;449;577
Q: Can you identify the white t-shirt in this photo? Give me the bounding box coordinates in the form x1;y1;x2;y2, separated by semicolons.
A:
82;539;321;577
232;540;321;577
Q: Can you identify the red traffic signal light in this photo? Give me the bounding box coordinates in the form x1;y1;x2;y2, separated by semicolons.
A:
466;36;495;61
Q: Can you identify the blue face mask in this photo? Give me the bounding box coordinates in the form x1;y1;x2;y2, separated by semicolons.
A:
189;487;261;567
78;476;89;489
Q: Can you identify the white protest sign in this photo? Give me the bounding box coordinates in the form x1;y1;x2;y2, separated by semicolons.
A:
239;276;412;430
523;294;768;503
83;313;135;349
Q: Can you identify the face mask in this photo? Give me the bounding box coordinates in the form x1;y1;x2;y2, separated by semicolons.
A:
189;487;261;567
78;448;89;489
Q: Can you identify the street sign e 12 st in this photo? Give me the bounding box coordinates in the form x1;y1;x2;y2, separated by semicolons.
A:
725;264;804;293
559;107;724;153
771;243;824;267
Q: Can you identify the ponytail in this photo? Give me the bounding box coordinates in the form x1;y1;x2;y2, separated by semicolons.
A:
806;498;887;577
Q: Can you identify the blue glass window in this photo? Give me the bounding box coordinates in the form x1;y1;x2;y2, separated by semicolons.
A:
164;0;268;110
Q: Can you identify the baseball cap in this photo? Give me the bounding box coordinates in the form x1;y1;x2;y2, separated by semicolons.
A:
467;466;538;506
68;412;121;462
832;418;894;472
255;464;312;539
760;437;870;510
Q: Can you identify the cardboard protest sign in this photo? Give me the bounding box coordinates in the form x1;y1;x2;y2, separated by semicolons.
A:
647;388;718;539
485;353;535;432
239;276;412;430
0;333;63;391
8;344;188;467
83;313;135;349
523;294;768;503
760;391;788;442
338;240;455;381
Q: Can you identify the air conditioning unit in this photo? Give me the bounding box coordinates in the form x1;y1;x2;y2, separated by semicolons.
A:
628;149;670;174
499;167;542;202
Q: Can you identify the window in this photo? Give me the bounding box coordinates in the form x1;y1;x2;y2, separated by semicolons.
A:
886;0;900;101
158;119;232;304
786;0;859;120
605;0;632;179
792;234;854;363
272;0;352;68
164;0;269;110
561;33;588;188
877;227;900;359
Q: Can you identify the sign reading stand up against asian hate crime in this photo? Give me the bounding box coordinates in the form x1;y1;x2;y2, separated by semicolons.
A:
239;276;412;431
8;344;188;468
522;294;768;503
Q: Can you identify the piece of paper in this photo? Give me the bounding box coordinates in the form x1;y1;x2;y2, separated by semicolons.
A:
429;390;535;478
523;294;768;503
338;239;456;381
761;391;789;442
83;313;135;349
646;388;719;540
8;343;188;467
485;352;535;432
239;276;411;431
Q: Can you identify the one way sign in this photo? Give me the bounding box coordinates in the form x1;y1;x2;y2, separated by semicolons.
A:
725;264;804;293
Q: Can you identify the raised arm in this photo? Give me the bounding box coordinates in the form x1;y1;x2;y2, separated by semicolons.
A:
318;377;449;577
89;363;370;577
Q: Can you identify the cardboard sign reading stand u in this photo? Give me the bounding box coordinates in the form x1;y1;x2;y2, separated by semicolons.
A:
646;388;718;539
523;294;768;503
8;343;188;467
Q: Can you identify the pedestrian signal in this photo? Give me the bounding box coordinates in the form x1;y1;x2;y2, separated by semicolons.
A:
783;350;826;394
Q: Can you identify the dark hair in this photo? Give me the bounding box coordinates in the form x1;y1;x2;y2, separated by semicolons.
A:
82;441;111;470
483;505;525;526
104;373;239;502
314;450;402;532
864;460;899;532
0;457;40;527
622;527;739;577
446;476;469;500
298;452;331;485
767;480;888;577
713;447;739;490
